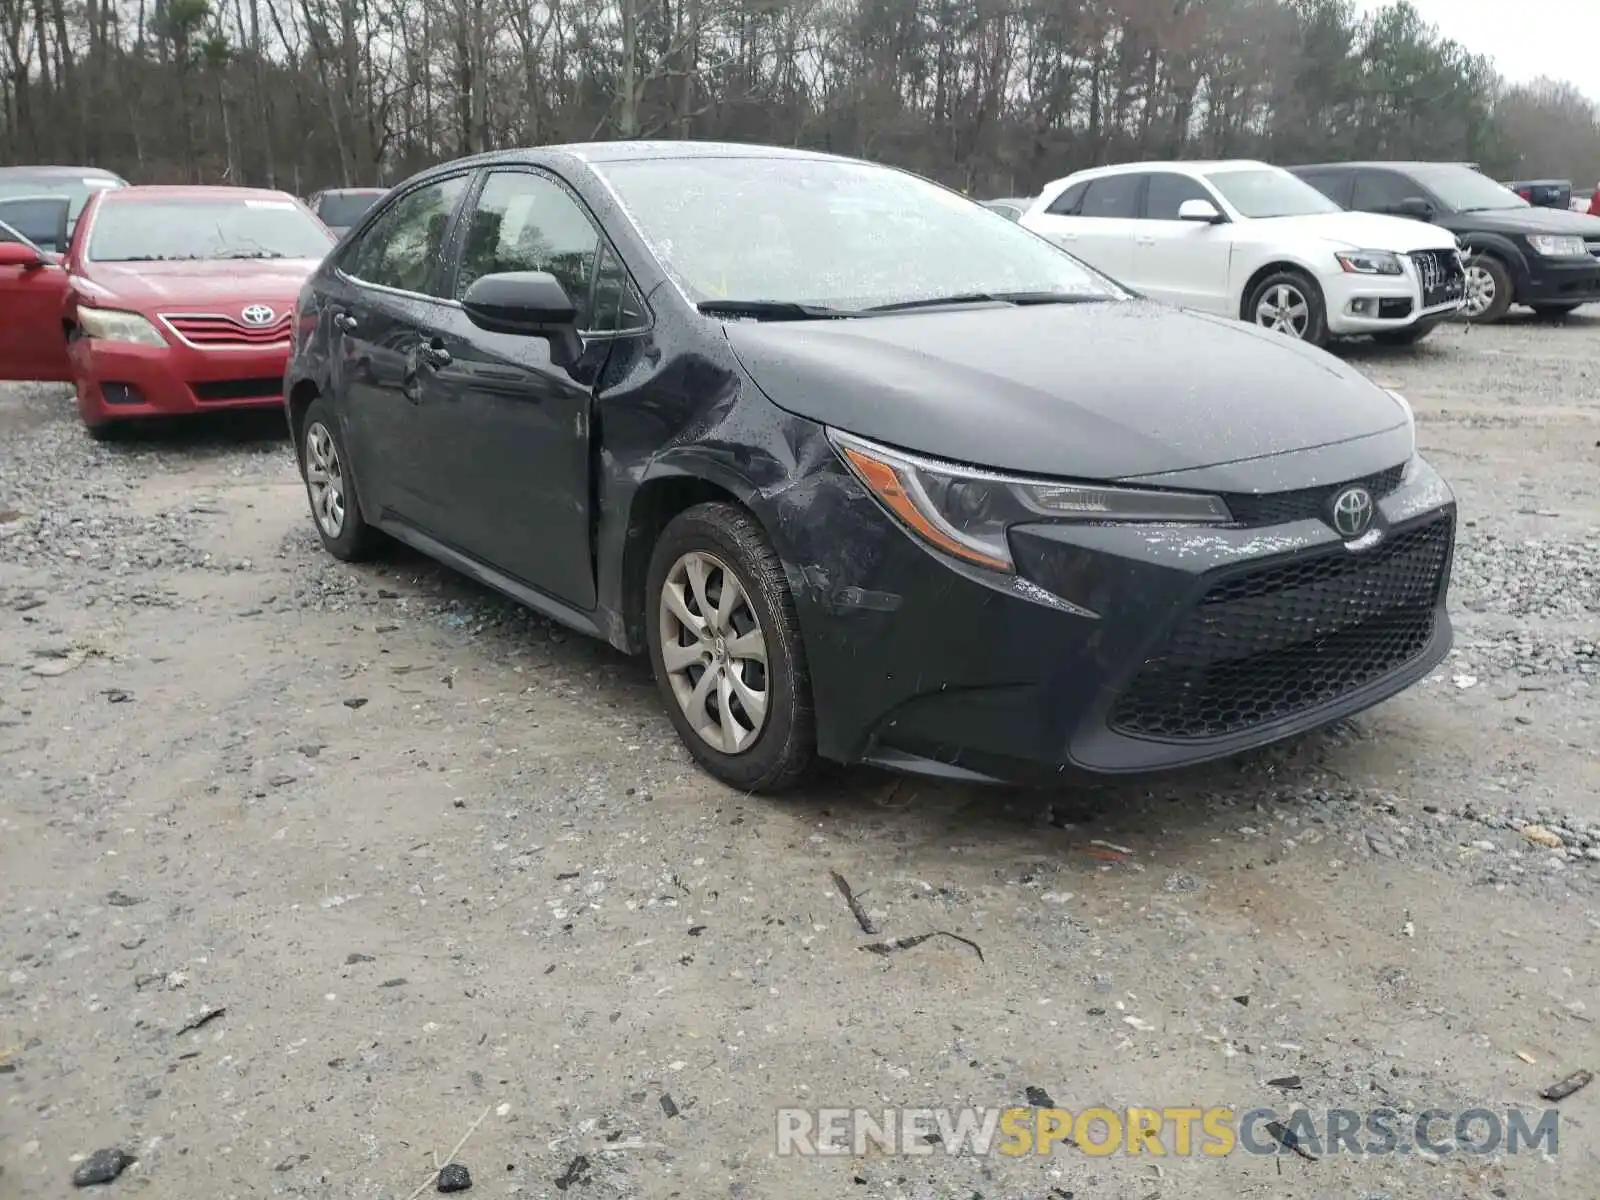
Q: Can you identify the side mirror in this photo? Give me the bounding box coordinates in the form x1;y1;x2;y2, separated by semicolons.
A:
461;270;583;367
1398;197;1434;220
0;240;44;269
1178;198;1224;224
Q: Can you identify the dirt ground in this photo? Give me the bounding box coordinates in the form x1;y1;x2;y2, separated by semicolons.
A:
3;314;1599;1200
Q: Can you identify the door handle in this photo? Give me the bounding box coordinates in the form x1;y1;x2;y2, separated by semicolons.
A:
420;342;451;368
1135;235;1156;246
333;311;358;332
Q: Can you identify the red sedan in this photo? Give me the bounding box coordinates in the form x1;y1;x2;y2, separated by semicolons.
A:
0;185;337;436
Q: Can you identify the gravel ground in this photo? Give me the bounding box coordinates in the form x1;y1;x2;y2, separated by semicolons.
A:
3;314;1600;1200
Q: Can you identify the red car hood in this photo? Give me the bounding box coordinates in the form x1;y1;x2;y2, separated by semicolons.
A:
72;258;320;313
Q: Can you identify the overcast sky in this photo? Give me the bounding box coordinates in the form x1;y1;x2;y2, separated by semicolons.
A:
1356;0;1599;90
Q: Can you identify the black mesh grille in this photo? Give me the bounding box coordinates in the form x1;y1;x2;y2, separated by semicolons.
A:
1223;463;1405;527
1109;515;1452;741
190;377;282;402
1409;249;1466;308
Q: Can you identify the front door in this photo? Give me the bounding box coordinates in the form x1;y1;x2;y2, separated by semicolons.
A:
0;198;73;382
418;167;648;611
1130;172;1235;314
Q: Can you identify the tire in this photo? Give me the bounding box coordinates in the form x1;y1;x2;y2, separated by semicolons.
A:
1246;269;1328;347
299;397;379;562
1530;303;1583;319
1371;322;1437;346
645;502;816;793
1459;254;1513;324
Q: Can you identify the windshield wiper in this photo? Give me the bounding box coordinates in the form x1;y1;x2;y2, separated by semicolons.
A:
697;300;857;320
221;250;288;259
864;291;1102;312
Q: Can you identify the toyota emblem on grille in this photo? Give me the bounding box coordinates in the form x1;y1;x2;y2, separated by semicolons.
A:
240;304;276;326
1330;486;1375;539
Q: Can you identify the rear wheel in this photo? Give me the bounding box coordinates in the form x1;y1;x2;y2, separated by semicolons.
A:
1459;254;1513;323
300;397;378;562
1246;269;1328;347
645;502;815;793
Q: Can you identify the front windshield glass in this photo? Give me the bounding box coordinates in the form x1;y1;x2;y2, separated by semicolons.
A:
1204;168;1344;219
88;196;336;262
1410;166;1529;213
594;156;1122;310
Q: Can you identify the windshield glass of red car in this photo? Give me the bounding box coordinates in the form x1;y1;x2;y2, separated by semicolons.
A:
88;198;335;262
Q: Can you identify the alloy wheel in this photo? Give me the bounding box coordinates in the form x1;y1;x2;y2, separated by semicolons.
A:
1254;284;1311;338
304;421;346;538
1461;263;1496;318
658;550;769;755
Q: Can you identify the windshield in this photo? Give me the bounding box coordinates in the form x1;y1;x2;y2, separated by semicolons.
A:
593;156;1122;310
317;191;383;227
88;197;336;262
1204;168;1344;219
0;176;120;224
1410;165;1529;213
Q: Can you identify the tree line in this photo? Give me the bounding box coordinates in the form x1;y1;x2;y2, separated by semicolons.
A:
3;0;1599;200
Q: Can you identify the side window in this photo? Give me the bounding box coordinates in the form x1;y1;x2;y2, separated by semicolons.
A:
589;244;649;333
1144;173;1213;220
1045;181;1088;216
1352;171;1417;214
1295;171;1350;207
343;175;468;296
455;171;605;328
1079;174;1143;219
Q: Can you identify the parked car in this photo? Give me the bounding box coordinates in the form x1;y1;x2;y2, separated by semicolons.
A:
979;197;1031;221
0;185;337;435
1019;159;1464;347
283;141;1456;793
307;187;388;237
0;165;127;251
1291;161;1600;322
1506;179;1572;210
1588;184;1600;217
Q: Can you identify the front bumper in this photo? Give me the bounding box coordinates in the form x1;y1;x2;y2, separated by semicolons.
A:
1322;255;1464;334
1518;255;1600;305
69;338;290;426
781;455;1455;785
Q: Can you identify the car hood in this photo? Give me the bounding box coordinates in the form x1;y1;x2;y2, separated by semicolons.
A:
1259;211;1458;251
73;258;322;310
1441;205;1600;235
723;300;1411;480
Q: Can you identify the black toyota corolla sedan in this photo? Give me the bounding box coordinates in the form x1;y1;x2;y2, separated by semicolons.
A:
283;141;1457;793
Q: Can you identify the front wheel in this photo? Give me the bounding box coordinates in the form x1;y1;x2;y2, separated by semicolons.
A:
645;502;816;793
1459;255;1513;323
300;397;379;562
1246;269;1328;347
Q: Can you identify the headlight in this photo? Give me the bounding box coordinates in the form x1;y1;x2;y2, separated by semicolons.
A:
78;307;166;347
1334;249;1403;276
829;429;1232;573
1526;234;1588;258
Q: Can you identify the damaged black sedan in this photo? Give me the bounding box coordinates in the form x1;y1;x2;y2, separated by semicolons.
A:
284;141;1457;792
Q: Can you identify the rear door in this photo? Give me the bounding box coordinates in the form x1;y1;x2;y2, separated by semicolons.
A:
326;172;472;525
419;166;650;609
1058;174;1142;282
0;197;73;382
1127;172;1233;313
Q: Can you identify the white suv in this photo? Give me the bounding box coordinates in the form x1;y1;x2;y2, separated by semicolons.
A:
1020;160;1466;346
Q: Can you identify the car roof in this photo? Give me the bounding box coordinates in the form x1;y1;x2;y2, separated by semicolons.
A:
0;165;124;180
99;185;303;203
319;186;387;195
433;140;853;176
1290;162;1481;172
1037;159;1274;194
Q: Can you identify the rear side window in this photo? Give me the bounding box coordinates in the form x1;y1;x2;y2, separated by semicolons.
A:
1044;181;1088;216
343;175;468;296
1143;173;1213;220
1353;170;1421;213
1079;174;1143;219
1298;171;1352;208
